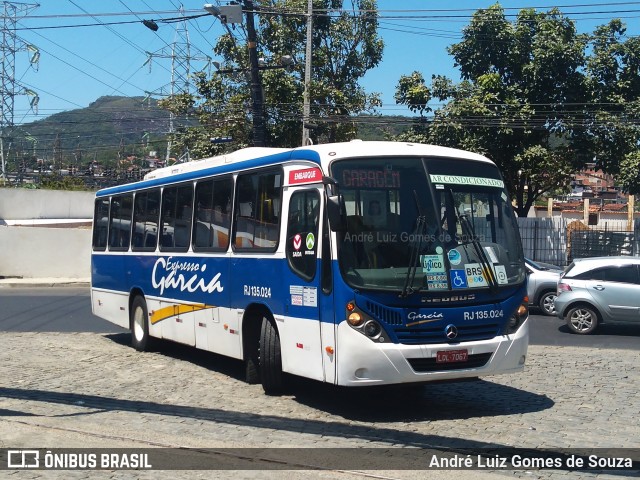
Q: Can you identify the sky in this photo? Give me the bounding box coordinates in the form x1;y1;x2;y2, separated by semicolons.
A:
8;0;640;129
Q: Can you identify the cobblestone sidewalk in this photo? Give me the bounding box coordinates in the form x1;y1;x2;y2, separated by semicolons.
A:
0;332;638;480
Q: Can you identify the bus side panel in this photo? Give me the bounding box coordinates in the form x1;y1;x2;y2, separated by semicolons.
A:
159;300;196;346
91;288;130;329
126;253;230;349
280;258;328;382
146;296;163;340
319;259;338;384
91;253;130;329
207;307;241;359
229;256;325;381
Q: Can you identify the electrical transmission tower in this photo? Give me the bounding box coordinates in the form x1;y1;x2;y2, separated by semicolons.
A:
0;1;39;182
145;7;211;164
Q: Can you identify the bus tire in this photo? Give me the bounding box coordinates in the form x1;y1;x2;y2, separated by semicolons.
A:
260;316;284;395
130;296;151;351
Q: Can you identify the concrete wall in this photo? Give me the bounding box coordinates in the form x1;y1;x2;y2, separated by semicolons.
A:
0;226;92;278
0;189;94;278
0;188;94;220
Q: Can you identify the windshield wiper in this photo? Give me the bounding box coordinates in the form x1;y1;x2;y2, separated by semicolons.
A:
448;191;499;294
400;191;427;298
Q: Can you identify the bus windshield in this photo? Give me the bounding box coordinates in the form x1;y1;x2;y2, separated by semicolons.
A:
331;156;525;293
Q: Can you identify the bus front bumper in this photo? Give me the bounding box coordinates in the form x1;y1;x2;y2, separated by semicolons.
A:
335;318;529;387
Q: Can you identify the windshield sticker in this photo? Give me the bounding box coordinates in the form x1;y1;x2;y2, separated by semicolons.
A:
429;174;504;189
450;270;468;289
465;263;488;288
483;246;499;264
435;184;444;190
448;249;462;265
305;232;315;250
426;273;448;290
421;254;445;273
292;234;303;258
494;265;508;284
290;285;317;307
303;286;317;307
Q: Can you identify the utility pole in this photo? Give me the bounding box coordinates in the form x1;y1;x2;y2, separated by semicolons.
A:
243;0;266;147
145;6;211;163
301;0;313;146
204;2;267;147
0;1;39;182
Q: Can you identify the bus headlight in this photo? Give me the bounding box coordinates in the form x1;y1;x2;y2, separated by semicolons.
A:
363;320;381;338
504;299;528;335
348;312;364;327
345;302;388;343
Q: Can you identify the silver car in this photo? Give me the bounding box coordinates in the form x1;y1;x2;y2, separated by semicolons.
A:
555;256;640;334
525;258;562;316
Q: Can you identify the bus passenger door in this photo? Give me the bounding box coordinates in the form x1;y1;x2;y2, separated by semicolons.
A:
282;187;333;382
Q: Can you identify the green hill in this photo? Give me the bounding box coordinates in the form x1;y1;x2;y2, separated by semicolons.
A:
7;97;413;172
11;96;172;168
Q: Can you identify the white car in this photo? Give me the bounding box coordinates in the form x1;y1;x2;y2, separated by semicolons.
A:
525;258;562;316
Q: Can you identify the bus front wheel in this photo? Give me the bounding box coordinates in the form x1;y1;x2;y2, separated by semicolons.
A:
130;296;151;351
260;317;284;395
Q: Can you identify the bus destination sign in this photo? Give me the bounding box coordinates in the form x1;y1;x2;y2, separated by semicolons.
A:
342;169;401;188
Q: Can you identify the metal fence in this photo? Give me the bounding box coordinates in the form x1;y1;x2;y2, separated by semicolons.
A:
517;217;640;267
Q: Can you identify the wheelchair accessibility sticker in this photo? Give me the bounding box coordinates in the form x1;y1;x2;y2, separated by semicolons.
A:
450;269;468;289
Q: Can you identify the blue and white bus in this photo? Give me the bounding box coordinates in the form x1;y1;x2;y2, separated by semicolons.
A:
91;141;528;394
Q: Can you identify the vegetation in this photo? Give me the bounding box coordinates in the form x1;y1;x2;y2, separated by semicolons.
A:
6;96;171;171
38;174;91;191
392;4;640;217
159;0;384;158
6;1;640;208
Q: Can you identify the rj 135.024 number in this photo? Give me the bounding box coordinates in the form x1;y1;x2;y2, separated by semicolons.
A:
243;285;272;298
463;309;503;321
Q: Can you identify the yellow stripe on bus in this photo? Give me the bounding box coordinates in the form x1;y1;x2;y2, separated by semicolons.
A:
150;304;215;325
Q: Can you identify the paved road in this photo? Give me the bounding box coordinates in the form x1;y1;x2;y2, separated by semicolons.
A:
1;287;639;350
0;288;639;479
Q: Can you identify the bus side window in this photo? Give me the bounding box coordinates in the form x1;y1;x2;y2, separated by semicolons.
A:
108;194;133;251
92;198;110;251
132;189;160;251
233;169;282;251
160;184;194;252
193;176;232;251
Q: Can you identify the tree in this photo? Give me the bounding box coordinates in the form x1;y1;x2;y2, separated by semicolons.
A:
578;20;640;194
394;4;589;216
159;0;383;157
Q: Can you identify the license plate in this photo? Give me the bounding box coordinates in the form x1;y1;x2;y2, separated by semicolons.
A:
436;349;468;363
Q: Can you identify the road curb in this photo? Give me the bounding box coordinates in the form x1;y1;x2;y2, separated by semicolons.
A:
0;279;90;288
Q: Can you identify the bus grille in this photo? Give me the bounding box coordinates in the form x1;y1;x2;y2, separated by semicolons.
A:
407;352;493;372
394;324;500;345
365;301;403;325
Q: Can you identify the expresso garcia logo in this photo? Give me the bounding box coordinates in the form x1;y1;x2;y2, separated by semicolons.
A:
152;257;223;295
406;311;444;327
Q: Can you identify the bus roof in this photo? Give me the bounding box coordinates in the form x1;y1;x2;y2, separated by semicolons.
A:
96;140;494;197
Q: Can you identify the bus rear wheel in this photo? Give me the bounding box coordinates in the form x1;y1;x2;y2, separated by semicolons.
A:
260;317;284;395
130;296;151;351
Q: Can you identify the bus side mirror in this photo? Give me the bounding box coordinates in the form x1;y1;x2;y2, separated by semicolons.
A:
326;194;346;232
